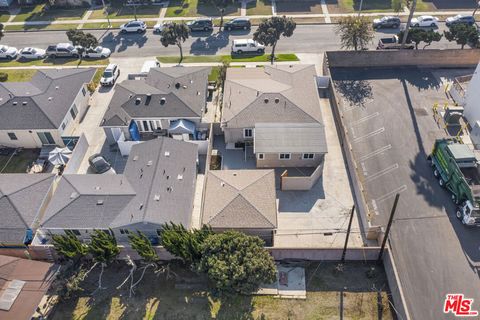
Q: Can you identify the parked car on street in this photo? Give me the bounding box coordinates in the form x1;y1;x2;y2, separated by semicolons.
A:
100;63;120;86
46;43;80;58
153;21;172;33
224;17;251;31
120;20;147;33
0;45;18;59
373;16;401;29
19;47;46;60
83;46;111;59
446;14;476;27
411;15;439;28
377;35;414;50
88;153;115;174
231;39;265;54
187;18;213;31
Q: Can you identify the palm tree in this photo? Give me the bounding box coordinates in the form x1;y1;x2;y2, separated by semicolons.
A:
401;0;417;49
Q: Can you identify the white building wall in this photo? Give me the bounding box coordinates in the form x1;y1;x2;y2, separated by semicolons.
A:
0;129;62;148
464;63;480;126
58;85;90;137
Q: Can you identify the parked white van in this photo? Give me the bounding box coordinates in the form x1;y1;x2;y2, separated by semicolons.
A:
231;39;265;54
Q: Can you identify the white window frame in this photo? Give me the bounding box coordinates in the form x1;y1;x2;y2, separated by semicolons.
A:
243;128;253;138
302;153;315;160
257;153;264;160
279;153;291;160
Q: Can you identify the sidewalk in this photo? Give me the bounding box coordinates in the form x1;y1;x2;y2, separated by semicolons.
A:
3;9;475;29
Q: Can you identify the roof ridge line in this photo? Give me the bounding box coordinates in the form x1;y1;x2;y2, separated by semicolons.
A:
4;174;54;197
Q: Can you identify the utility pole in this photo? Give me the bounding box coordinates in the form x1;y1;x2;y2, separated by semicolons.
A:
101;0;111;28
341;205;355;263
357;0;364;17
377;193;400;264
401;0;417;49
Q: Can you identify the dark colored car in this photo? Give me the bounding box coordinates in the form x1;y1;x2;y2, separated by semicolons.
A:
446;15;476;27
373;16;401;29
224;18;251;31
88;153;113;174
187;18;213;31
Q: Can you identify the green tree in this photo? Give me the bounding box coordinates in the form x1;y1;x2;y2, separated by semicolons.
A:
422;29;443;49
444;23;479;49
66;29;99;58
161;222;212;267
199;231;276;295
391;0;403;14
253;16;296;64
207;0;235;31
88;229;120;290
398;29;442;49
128;231;159;264
336;16;374;51
160;23;190;63
51;230;88;265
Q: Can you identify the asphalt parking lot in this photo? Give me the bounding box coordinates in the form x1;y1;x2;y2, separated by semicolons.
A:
331;67;480;320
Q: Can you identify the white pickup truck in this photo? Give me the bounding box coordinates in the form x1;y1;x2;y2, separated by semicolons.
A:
377;35;414;50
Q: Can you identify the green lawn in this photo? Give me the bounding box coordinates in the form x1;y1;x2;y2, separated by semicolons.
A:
12;4;87;22
82;22;125;29
89;4;162;20
0;12;10;23
5;23;79;31
246;0;273;16
165;0;240;17
335;0;430;13
0;149;39;173
0;69;37;82
0;58;109;67
158;53;299;64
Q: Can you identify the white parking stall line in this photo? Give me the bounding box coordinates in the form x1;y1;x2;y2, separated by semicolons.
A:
353;127;385;143
343;104;359;112
375;185;407;203
371;199;380;215
350;112;380;126
365;164;399;182
358;144;392;162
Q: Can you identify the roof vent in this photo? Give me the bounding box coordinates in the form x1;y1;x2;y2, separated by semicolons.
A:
13;101;17;105
154;194;160;201
135;97;142;105
275;98;280;104
129;94;133;99
182;85;187;89
164;151;170;157
160;97;166;105
264;98;269;104
70;192;78;199
166;175;170;180
256;91;259;96
147;160;153;166
94;186;101;191
177;174;183;180
48;97;53;101
55;86;59;90
167;187;172;193
97;199;104;205
233;173;237;176
139;203;144;210
175;82;181;89
190;79;193;84
145;94;152;105
197;91;200;96
133;155;139;161
22;101;27;105
221;182;225;187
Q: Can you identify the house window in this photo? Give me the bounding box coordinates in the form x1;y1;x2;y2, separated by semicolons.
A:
82;87;87;96
279;153;291;160
119;229;130;234
7;132;17;140
243;128;253;138
156;229;162;236
70;104;78;120
37;132;55;145
61;122;66;130
257;153;264;160
302;153;315;160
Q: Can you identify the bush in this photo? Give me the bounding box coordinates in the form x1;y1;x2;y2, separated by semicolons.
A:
0;72;8;82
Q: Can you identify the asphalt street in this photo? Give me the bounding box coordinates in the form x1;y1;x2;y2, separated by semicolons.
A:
2;23;462;58
331;68;480;320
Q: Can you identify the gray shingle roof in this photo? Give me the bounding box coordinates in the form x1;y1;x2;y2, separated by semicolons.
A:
41;137;198;229
221;65;323;128
0;68;95;130
254;123;328;154
0;174;54;244
102;67;210;127
202;170;277;229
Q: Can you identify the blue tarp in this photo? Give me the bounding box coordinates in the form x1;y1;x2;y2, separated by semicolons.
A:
129;121;141;141
23;228;33;246
169;119;196;135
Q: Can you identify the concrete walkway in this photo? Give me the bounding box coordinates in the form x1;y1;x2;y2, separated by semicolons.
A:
240;0;247;17
3;9;475;28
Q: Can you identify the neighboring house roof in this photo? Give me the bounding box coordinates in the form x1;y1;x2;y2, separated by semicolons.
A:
221;65;323;128
254;123;328;154
102;66;210;127
0;68;95;130
0;174;54;245
41;137;198;230
203;170;277;229
0;255;55;320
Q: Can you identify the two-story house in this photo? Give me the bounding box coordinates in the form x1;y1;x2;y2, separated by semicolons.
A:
0;68;95;149
221;65;328;168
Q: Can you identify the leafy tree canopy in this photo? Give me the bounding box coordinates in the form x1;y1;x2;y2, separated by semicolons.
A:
253;16;296;63
160;23;190;61
51;230;88;263
336;16;374;51
88;229;120;264
66;29;99;50
128;231;159;264
199;231;277;295
444;23;479;49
